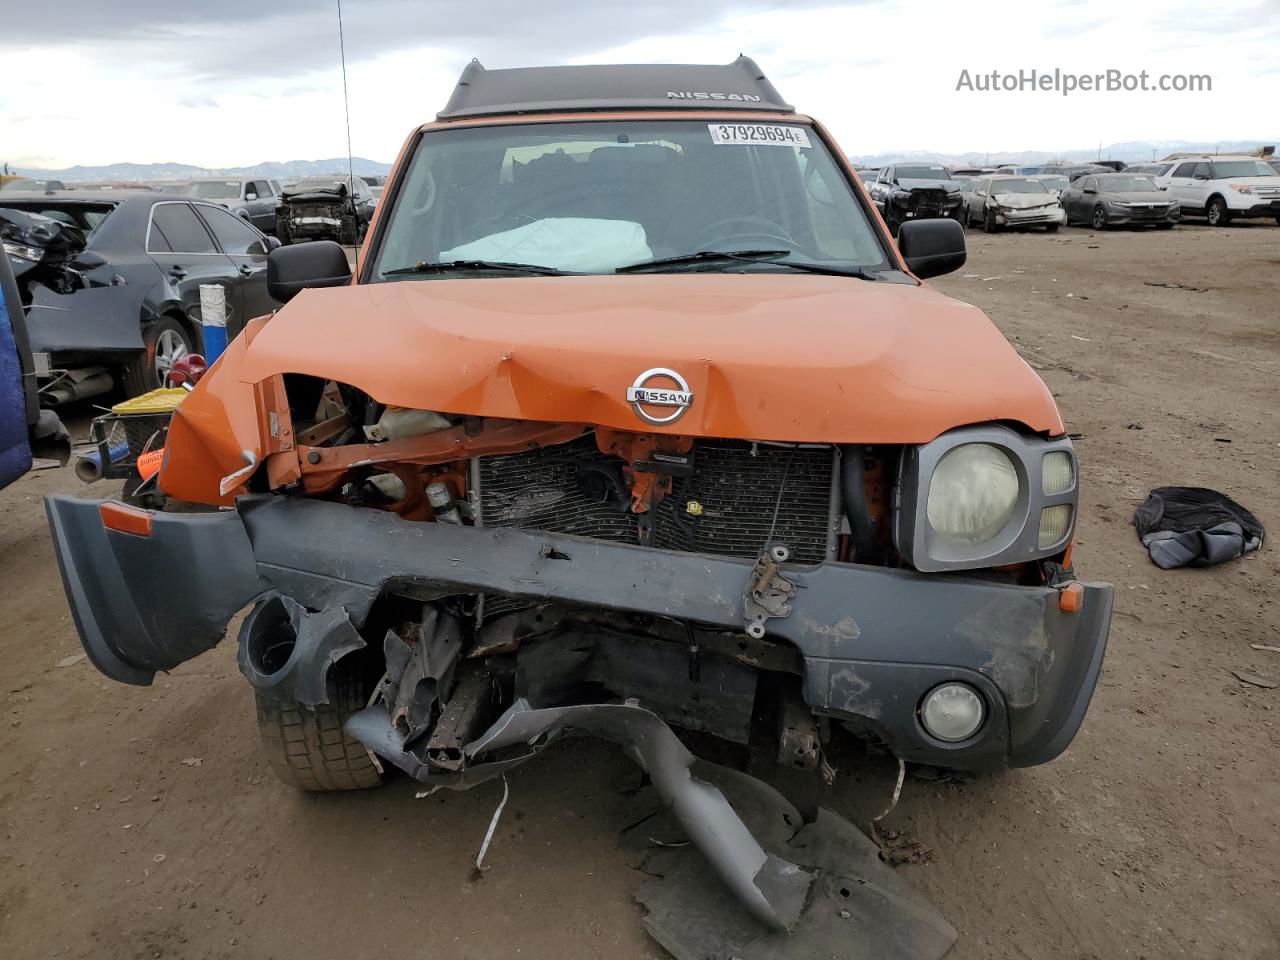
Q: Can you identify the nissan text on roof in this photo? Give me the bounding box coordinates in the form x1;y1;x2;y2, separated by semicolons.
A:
46;58;1113;934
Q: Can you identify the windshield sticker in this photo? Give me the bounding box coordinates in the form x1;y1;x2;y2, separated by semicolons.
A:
708;123;811;148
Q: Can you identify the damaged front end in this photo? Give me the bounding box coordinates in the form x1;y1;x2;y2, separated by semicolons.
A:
277;184;360;245
884;183;964;227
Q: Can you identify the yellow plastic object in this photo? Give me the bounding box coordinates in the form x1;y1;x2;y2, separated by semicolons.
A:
110;388;188;416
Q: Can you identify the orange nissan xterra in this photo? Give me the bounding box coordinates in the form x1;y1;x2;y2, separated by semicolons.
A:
47;59;1112;932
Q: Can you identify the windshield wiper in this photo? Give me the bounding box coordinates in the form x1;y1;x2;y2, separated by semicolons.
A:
616;249;791;273
616;249;877;280
382;259;571;277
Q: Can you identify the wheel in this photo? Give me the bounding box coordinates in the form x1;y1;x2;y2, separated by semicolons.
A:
983;208;998;233
1046;224;1060;233
1156;222;1174;230
1206;196;1230;226
122;316;194;397
255;667;384;792
1090;205;1107;230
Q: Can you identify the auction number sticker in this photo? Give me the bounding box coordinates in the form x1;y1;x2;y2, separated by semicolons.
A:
708;123;811;148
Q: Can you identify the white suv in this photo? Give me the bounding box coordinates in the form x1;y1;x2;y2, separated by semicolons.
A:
1155;156;1280;226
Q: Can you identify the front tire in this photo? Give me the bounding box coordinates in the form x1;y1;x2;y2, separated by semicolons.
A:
1046;224;1060;233
983;208;998;233
122;316;193;397
1090;205;1107;230
255;668;384;792
1206;196;1230;226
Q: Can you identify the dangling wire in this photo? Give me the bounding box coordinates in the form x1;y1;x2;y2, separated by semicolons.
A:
336;0;356;218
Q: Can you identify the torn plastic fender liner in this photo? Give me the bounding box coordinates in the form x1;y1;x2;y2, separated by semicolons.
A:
44;494;267;685
346;699;813;932
236;595;366;706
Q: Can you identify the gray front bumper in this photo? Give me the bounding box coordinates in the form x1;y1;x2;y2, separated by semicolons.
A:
46;494;1112;771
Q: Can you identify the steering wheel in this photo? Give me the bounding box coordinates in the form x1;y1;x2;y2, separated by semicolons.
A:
691;215;800;253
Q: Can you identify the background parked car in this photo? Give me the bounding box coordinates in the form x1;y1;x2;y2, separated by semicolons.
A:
868;163;964;233
1030;174;1070;197
1154;156;1280;225
964;176;1064;232
1061;173;1179;229
1039;163;1113;182
276;176;376;245
180;178;282;234
0;191;279;401
361;174;387;200
1124;162;1178;179
0;179;66;194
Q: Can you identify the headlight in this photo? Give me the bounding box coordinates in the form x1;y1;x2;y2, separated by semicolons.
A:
894;425;1078;572
1228;183;1253;194
3;240;43;262
926;444;1019;545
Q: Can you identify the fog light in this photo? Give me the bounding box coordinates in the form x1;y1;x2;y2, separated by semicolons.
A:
919;683;985;742
1038;504;1073;548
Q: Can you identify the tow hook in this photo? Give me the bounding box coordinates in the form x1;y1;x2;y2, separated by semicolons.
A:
743;543;795;639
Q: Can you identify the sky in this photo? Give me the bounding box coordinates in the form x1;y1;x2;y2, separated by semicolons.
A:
3;0;1278;170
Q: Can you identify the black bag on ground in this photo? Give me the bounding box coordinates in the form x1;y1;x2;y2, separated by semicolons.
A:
1133;486;1264;569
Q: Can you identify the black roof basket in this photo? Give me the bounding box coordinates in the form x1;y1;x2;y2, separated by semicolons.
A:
437;56;793;120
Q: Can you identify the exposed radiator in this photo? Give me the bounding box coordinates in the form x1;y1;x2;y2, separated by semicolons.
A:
475;433;839;618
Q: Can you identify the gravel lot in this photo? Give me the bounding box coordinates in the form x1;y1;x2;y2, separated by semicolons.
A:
1;221;1277;959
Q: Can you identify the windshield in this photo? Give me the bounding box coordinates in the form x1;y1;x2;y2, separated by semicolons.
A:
991;179;1048;194
183;181;241;199
1210;160;1278;178
371;119;889;278
897;165;949;180
1100;176;1160;192
1037;176;1069;191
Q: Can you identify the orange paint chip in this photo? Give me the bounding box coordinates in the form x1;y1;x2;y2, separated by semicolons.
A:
1058;582;1084;613
99;501;153;538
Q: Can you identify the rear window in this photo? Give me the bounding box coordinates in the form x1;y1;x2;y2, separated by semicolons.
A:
0;201;115;233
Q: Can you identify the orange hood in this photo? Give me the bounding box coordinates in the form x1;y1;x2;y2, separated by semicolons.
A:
238;273;1062;444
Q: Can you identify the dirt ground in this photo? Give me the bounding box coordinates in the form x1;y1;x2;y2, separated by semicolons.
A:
2;221;1277;960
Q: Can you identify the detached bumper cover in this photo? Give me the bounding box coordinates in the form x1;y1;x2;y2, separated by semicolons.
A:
45;494;1112;770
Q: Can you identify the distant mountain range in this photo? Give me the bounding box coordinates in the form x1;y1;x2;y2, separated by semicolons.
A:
847;139;1276;167
9;138;1276;181
9;157;393;182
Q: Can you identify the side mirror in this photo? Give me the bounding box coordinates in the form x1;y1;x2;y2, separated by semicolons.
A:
265;235;282;252
897;218;966;279
245;191;258;201
267;240;351;303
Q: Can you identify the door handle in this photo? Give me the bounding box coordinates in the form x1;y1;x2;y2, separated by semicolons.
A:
168;266;188;279
238;264;254;276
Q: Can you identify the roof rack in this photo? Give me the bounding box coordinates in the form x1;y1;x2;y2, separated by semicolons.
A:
437;56;793;120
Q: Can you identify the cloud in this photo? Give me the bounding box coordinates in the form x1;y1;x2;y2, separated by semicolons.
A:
1;1;841;81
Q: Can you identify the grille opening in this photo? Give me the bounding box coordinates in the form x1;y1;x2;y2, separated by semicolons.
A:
475;434;839;619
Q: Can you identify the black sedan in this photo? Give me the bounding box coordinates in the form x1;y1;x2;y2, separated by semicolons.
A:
0;191;280;402
1061;174;1180;230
